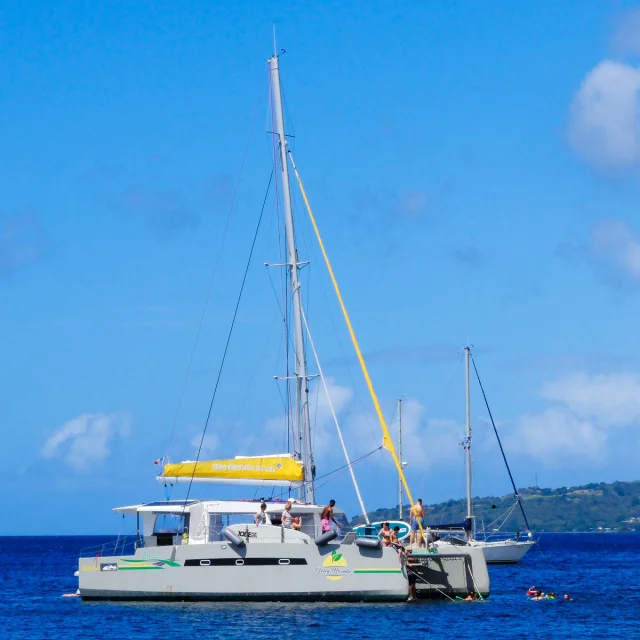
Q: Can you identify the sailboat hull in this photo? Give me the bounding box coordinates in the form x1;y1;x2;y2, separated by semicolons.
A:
79;540;409;602
476;539;535;564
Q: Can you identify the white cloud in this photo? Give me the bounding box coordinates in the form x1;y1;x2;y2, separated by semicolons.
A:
567;61;640;169
42;412;131;471
591;220;640;281
509;372;640;462
542;372;640;426
513;407;606;460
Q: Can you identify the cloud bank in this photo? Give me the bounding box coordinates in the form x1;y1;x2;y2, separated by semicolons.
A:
510;372;640;463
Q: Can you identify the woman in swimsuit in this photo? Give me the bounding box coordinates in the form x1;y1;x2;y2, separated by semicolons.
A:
378;522;392;547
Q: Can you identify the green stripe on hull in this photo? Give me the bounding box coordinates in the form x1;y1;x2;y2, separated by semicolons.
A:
354;569;403;574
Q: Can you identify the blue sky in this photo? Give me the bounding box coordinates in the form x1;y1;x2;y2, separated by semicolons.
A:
3;0;640;534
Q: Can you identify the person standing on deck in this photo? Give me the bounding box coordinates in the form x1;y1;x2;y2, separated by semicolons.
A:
409;498;425;547
254;502;267;526
321;500;338;533
281;502;293;529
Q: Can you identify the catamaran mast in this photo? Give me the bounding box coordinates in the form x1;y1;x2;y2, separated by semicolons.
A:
465;345;472;540
269;54;315;504
398;397;403;520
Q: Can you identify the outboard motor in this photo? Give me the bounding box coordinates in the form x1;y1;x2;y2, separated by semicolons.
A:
314;530;338;546
224;529;246;546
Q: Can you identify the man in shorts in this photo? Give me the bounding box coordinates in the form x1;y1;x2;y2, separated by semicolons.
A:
409;498;425;547
320;499;338;533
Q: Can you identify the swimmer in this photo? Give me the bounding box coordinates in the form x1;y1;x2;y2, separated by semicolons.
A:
563;594;573;601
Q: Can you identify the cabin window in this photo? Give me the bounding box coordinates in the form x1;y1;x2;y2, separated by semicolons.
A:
153;513;189;535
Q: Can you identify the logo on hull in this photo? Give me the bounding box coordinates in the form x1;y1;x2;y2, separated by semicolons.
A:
316;550;353;581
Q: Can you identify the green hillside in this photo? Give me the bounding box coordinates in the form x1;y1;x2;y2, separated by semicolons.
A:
352;480;640;532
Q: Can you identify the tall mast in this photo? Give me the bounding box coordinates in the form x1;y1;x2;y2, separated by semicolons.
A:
269;54;315;503
398;397;403;520
464;345;472;539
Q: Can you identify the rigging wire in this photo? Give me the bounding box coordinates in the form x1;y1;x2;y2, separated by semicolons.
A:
470;352;532;533
183;170;274;506
300;305;370;522
163;68;269;462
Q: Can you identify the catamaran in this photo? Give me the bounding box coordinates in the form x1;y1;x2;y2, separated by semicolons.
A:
76;51;490;601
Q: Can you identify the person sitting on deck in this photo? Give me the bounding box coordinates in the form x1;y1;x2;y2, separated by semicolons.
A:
254;502;268;526
390;526;403;551
464;593;476;601
321;500;338;533
281;502;293;529
409;499;426;547
378;522;392;547
291;515;302;531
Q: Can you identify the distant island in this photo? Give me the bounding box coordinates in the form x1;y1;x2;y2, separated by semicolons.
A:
352;480;640;532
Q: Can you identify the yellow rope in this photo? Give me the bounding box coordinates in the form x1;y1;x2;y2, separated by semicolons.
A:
287;149;425;540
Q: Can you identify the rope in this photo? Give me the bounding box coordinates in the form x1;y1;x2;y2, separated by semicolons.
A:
406;565;456;602
287;148;423;538
470;353;532;533
465;555;484;600
300;305;370;523
183;170;273;505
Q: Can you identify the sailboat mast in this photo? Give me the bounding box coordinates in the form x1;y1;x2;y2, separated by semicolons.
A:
398;397;403;520
464;345;472;539
269;54;315;504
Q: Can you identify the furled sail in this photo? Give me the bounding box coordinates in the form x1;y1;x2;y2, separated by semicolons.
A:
159;454;304;486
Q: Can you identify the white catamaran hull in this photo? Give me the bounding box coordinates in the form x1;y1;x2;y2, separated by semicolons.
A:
80;540;409;601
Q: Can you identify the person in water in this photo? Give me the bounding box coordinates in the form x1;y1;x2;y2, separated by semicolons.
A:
281;502;293;529
378;522;392;547
254;502;267;526
409;498;426;547
530;590;546;601
563;594;573;601
321;499;338;533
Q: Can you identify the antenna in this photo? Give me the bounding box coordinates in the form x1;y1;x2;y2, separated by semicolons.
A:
273;25;277;57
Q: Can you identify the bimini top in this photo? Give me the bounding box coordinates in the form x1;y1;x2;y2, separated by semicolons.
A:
113;499;344;517
113;500;199;515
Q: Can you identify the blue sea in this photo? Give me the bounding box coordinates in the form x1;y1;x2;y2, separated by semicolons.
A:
2;533;639;639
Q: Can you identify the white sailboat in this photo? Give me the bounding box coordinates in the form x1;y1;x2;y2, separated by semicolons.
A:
434;347;535;564
75;51;490;601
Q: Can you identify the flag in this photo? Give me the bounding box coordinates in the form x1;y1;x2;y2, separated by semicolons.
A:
153;457;164;465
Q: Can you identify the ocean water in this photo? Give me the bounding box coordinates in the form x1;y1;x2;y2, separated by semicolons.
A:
2;533;639;639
